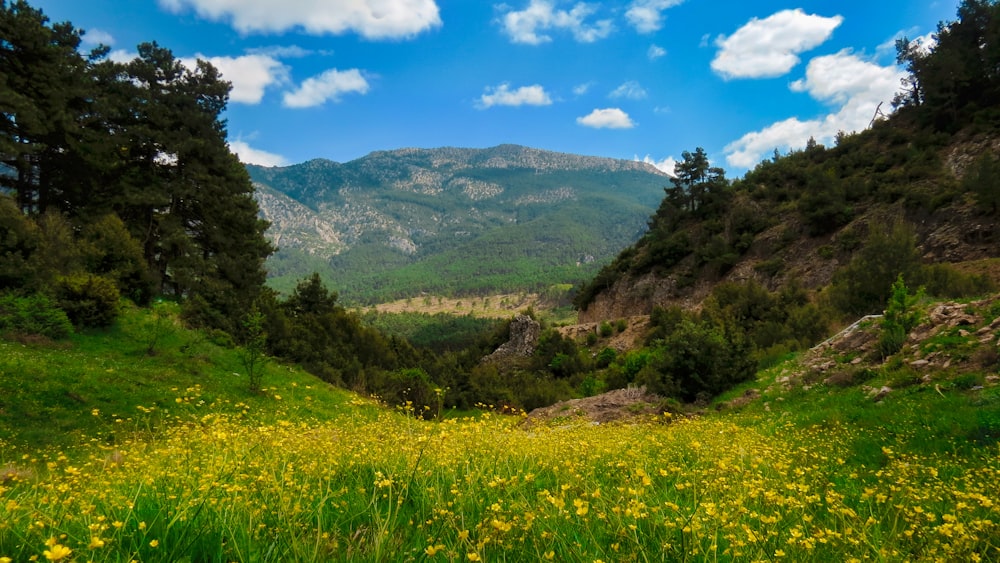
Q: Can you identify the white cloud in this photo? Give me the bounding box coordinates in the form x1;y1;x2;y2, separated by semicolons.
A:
182;54;289;104
609;80;647;100
283;68;370;108
647;44;666;60
477;83;553;108
625;0;684;34
577;108;635;129
245;45;325;58
711;9;843;79
573;82;593;96
158;0;441;39
636;154;677;175
229;140;290;167
107;49;136;63
724;50;906;169
82;28;115;47
499;0;613;45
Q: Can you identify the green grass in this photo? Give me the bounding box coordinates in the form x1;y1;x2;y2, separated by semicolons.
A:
2;305;1000;562
0;302;372;450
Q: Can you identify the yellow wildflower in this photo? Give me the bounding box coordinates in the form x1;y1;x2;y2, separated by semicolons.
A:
467;553;480;561
88;537;105;549
149;539;159;548
43;544;72;561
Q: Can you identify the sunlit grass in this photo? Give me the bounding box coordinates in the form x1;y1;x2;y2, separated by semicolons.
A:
2;395;998;562
2;304;999;561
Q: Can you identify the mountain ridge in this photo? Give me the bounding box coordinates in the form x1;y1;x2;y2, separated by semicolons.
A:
248;144;671;302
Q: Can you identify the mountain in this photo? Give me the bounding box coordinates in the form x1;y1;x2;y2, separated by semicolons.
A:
247;145;670;303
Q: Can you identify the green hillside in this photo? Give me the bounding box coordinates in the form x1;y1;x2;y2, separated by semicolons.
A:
2;301;1000;562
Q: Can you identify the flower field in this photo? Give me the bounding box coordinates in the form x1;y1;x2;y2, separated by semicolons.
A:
2;385;999;562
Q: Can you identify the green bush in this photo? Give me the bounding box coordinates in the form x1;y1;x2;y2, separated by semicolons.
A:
0;292;73;339
53;274;121;328
636;319;756;402
828;220;922;316
878;275;923;359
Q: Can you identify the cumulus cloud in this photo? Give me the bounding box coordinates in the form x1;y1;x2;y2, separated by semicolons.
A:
625;0;684;34
477;83;553;108
182;54;289;104
647;44;666;60
577;108;635;129
82;28;115;47
107;49;136;63
158;0;441;39
229;140;290;167
609;80;647;100
636;154;677;175
282;68;370;108
498;0;613;45
723;50;906;169
711;9;843;79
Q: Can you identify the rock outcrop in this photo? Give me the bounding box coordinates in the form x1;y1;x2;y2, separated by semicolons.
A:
483;314;540;364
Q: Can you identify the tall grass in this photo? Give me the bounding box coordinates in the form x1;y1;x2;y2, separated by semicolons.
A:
2;305;999;561
1;395;998;562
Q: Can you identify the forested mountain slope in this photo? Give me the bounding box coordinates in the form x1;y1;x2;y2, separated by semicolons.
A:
248;145;670;303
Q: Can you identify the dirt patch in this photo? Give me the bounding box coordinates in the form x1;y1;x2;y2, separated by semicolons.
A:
524;386;663;424
556;315;650;352
367;293;543;319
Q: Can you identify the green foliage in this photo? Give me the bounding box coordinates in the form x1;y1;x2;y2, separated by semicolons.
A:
963;152;1000;213
595;347;617;368
828;220;922;316
637;318;756;402
79;214;153;305
53;273;120;328
797;169;853;236
0;195;40;291
362;311;500;354
240;303;268;393
878;275;924;359
920;263;995;298
1;6;273;335
0;292;73;339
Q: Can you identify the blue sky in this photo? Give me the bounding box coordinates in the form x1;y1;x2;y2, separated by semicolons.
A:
33;0;956;175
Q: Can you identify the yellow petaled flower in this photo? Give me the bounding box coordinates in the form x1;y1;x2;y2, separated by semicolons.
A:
149;539;159;548
467;553;480;561
43;544;72;561
88;536;105;549
1;557;12;563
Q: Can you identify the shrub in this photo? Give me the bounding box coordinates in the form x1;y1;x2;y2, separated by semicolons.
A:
53;274;121;328
878;275;923;359
599;322;614;337
828;220;921;316
636;319;756;402
0;292;73;339
596;347;617;368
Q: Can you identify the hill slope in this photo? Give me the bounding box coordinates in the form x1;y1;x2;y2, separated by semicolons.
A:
2;298;1000;562
248;145;669;303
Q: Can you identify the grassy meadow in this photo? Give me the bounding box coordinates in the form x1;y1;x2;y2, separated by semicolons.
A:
2;306;1000;562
